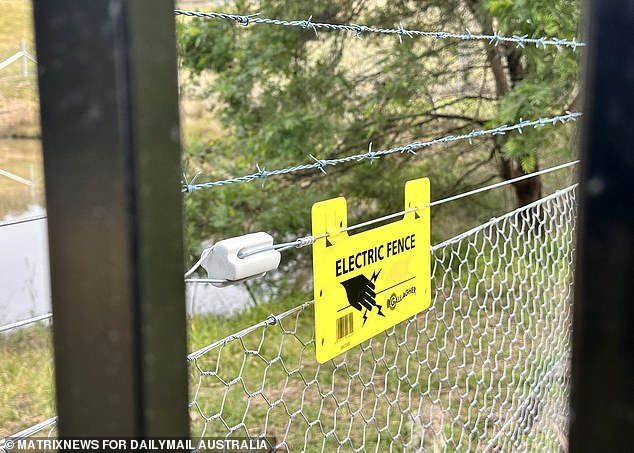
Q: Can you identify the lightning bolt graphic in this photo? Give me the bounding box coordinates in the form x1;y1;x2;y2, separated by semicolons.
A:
370;270;384;316
362;309;368;326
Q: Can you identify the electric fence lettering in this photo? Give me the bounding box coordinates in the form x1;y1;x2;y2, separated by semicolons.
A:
335;234;416;277
312;179;431;363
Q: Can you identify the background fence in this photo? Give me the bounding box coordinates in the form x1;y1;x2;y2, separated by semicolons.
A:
0;40;35;77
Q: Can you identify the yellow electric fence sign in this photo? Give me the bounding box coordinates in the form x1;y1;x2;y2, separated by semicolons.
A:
311;178;431;363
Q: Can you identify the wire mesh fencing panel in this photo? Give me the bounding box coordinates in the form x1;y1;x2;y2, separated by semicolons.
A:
188;186;577;452
1;185;576;451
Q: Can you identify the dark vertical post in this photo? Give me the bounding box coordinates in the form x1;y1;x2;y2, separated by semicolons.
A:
570;0;634;451
32;0;188;438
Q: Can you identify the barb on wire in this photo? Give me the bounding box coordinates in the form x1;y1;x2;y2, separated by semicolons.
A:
182;171;202;194
184;112;581;192
174;10;585;50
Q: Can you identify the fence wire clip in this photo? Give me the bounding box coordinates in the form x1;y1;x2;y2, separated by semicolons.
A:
201;232;281;287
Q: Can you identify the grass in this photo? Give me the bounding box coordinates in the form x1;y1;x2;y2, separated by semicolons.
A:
0;0;39;139
0;77;39;138
0;324;55;438
0;1;33;61
0;139;44;218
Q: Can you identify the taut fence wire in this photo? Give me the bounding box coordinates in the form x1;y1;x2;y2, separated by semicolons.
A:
174;10;585;50
2;185;576;451
183;112;581;192
185;185;576;452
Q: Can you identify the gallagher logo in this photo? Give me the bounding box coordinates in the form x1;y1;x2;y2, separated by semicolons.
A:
387;287;416;310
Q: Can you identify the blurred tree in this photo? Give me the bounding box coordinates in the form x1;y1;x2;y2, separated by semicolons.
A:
470;0;582;203
178;0;580;261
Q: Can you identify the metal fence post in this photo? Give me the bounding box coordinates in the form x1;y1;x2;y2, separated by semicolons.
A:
570;0;634;450
32;0;189;438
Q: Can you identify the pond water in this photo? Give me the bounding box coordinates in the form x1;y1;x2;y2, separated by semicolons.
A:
0;139;251;326
0;204;50;323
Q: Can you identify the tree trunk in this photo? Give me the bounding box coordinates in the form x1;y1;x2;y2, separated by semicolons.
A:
499;157;543;206
465;0;542;207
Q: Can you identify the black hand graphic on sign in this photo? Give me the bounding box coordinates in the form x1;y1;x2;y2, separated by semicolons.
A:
341;274;375;311
341;274;385;320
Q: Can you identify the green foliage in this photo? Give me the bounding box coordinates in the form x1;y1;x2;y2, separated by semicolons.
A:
487;0;581;169
177;0;581;277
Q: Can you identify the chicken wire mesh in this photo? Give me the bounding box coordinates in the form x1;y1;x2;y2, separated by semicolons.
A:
186;185;577;452
0;185;576;452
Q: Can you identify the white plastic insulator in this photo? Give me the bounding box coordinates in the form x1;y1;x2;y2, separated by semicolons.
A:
200;232;281;287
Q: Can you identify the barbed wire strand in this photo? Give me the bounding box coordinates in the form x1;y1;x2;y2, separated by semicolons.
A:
174;10;585;50
183;112;581;192
186;162;578;280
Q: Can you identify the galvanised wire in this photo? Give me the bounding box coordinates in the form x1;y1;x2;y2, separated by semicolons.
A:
183;112;581;192
185;185;577;452
174;10;585;50
2;186;576;451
